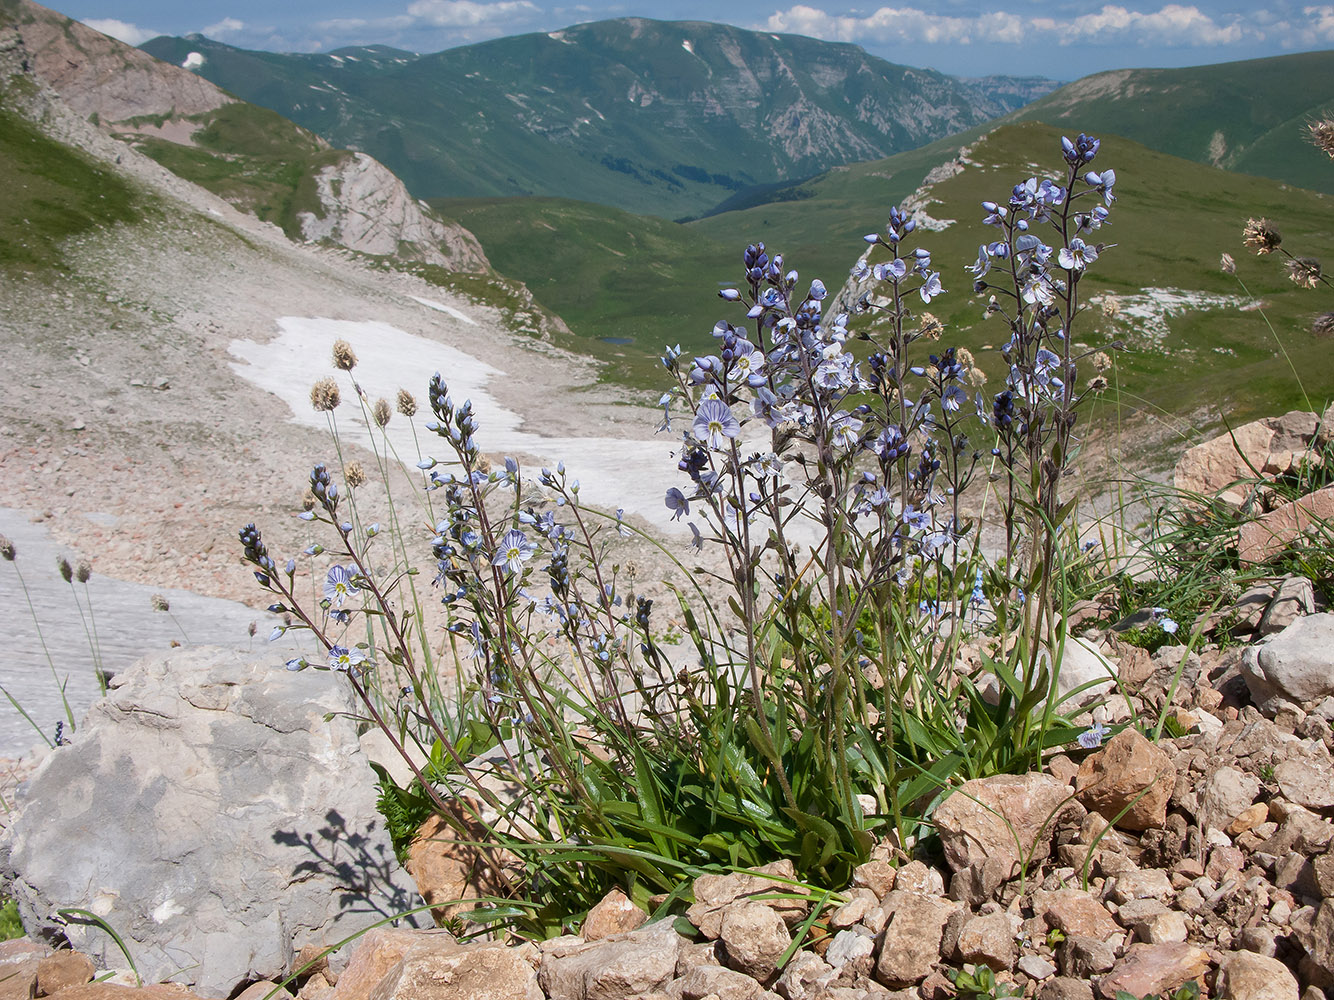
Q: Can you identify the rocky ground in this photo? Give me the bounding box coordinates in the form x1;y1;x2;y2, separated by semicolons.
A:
3;605;1334;1000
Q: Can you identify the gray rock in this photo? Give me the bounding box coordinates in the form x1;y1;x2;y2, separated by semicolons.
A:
773;951;835;1000
1038;979;1096;1000
1258;577;1316;636
1275;753;1334;810
676;964;764;1000
719;901;791;982
1018;954;1057;981
540;918;684;1000
1201;766;1261;833
1242;614;1334;712
824;930;875;977
0;647;419;997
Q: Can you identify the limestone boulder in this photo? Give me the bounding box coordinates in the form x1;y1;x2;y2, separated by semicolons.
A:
933;772;1079;873
538;918;684;1000
1239;486;1334;566
1242;614;1334;712
0;647;420;998
1173;411;1319;501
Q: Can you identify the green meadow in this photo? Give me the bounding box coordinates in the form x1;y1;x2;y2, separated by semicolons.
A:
442;122;1334;446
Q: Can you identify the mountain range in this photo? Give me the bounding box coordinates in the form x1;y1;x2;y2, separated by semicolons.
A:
139;20;1057;219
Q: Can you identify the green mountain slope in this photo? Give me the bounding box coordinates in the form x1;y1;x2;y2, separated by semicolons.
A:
446;122;1334;433
1004;51;1334;194
141;19;1055;219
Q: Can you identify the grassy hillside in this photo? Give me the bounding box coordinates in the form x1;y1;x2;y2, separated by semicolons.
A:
0;98;145;276
1005;51;1334;195
141;20;1051;219
116;102;347;240
448;122;1334;435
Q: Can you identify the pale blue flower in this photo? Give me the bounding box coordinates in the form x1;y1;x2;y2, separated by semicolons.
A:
665;488;690;521
328;645;367;673
1077;721;1110;749
1058;238;1099;271
919;271;944;303
694;399;740;449
493;529;537;575
324;565;359;606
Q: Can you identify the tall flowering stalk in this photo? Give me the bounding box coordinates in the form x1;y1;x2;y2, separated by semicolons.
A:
238;132;1118;933
964;133;1119;751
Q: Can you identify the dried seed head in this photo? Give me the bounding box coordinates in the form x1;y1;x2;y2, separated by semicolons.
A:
1220;252;1236;275
151;593;170;612
918;312;944;340
248;620;257;638
1087;375;1109;394
1287;257;1322;289
311;377;341;411
1100;296;1121;318
1309;118;1334;158
301;490;317;512
396;388;417;417
1093;351;1113;373
75;559;91;583
1312;312;1334;337
345;461;366;489
965;366;988;388
0;535;15;561
956;347;975;369
332;339;358;371
373;398;392;427
1243;217;1282;255
56;556;72;583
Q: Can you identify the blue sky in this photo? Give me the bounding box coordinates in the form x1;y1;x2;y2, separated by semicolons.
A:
70;0;1334;79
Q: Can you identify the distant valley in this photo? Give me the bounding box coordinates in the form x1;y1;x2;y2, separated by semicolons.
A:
140;20;1056;219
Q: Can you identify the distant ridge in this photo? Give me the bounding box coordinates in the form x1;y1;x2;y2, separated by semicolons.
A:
1005;50;1334;194
141;18;1058;218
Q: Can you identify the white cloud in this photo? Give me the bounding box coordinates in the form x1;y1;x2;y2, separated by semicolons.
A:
761;3;1290;49
405;0;541;28
80;18;158;46
203;17;246;38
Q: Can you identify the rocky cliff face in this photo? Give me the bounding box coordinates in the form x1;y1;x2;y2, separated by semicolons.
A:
299;151;489;271
4;0;230;121
2;0;489;274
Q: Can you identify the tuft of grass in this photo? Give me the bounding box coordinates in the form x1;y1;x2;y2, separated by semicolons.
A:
0;897;22;941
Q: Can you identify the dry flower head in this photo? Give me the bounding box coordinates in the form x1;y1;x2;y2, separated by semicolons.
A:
1099;296;1120;318
345;461;366;489
918;312;944;340
396;389;417;417
311;377;341;412
1309;117;1334;159
332;339;358;371
373;398;392;427
1243;218;1282;255
1287;257;1322;290
1220;252;1236;275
